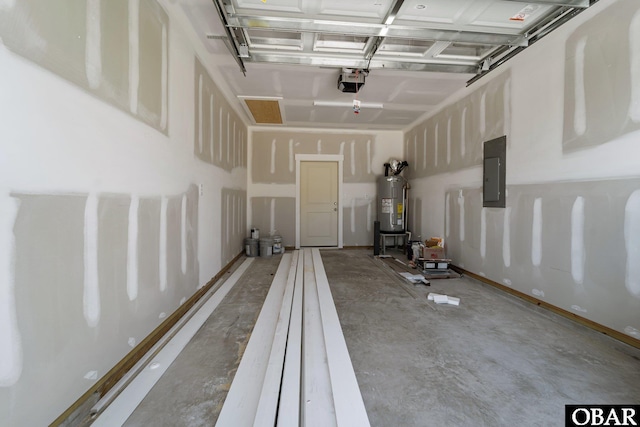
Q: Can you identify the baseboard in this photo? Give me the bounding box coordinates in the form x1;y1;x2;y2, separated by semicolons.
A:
452;265;640;350
51;252;245;427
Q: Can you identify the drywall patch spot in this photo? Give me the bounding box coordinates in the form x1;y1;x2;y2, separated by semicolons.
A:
503;278;512;286
503;206;511;268
128;337;136;347
180;296;187;305
84;193;101;327
532;198;543;267
84;370;98;380
624;326;640;338
624;190;640;296
629;10;640;122
0;194;22;387
571;305;587;313
0;0;17;11
573;36;588;136
479;272;486;277
149;362;161;370
532;288;545;297
159;312;166;319
571;196;586;285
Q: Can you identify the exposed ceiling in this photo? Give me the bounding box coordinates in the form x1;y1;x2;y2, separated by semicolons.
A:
181;0;593;130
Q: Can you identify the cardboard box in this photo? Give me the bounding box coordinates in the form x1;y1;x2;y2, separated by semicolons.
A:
422;246;445;259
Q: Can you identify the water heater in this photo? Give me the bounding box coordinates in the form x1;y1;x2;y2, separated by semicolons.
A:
377;175;407;233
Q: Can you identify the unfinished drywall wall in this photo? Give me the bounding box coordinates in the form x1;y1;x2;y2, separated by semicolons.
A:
445;181;640;338
221;188;247;266
563;0;640;151
195;57;247;170
250;129;402;246
252;131;377;184
0;0;247;424
405;0;640;342
0;0;169;133
405;71;510;181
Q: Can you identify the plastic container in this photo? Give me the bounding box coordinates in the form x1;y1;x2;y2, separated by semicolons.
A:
244;238;259;257
259;237;273;257
251;227;260;239
272;235;283;254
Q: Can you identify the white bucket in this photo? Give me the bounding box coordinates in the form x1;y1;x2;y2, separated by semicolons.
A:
272;235;283;254
259;238;273;257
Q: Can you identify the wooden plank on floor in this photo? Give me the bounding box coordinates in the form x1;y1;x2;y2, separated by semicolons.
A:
216;254;293;427
253;251;300;426
302;248;336;427
312;249;371;427
277;250;304;427
92;258;255;427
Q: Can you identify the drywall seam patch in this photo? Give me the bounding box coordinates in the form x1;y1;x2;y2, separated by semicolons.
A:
461;107;467;157
128;0;140;114
85;0;102;90
84;193;100;327
289;139;294;173
127;195;139;301
480;92;486;136
270;139;276;174
480;208;487;259
317;139;322;154
624;190;640;296
350;198;356;234
532;197;542;267
219;108;223;161
445;193;451;238
0;0;16;11
209;95;214;160
503;206;511;268
180;194;187;274
367;139;371;175
158;196;169;292
270;198;276;236
434;123;439;167
350;140;356;176
0;195;21;387
446;116;451;165
160;24;167;131
458;190;465;242
366;201;372;232
630;10;640;122
227;112;230;163
574;36;588;136
422;128;427;170
503;77;511;136
571;196;585;285
198;75;203;153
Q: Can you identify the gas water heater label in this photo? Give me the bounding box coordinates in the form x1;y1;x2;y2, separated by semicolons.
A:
381;198;392;213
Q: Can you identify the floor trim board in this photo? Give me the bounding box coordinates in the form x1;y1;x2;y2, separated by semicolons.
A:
312;249;371;427
52;252;245;427
302;248;337;426
277;251;304;427
216;254;294;427
453;266;640;350
254;251;300;426
91;257;254;426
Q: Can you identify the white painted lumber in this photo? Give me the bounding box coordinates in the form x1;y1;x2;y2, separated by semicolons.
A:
302;248;337;427
447;296;461;306
312;249;371;427
93;258;254;427
253;251;300;427
277;250;304;427
216;253;293;427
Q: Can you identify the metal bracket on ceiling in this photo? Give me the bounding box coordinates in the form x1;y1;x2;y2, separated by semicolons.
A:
211;0;247;75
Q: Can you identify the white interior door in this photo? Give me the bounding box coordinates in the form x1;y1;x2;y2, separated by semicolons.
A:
300;161;338;247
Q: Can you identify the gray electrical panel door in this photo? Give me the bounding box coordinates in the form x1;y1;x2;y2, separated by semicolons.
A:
483;136;506;208
484;157;501;202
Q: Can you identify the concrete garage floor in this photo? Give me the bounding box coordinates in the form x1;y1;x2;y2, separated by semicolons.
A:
123;249;640;427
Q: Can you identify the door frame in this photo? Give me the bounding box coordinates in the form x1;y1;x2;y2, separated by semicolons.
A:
296;154;344;249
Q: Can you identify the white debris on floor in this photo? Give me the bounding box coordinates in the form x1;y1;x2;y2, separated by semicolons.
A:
427;293;460;306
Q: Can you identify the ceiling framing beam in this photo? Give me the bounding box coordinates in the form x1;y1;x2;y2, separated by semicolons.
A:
502;0;589;7
226;15;529;47
211;0;247;75
247;52;477;74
